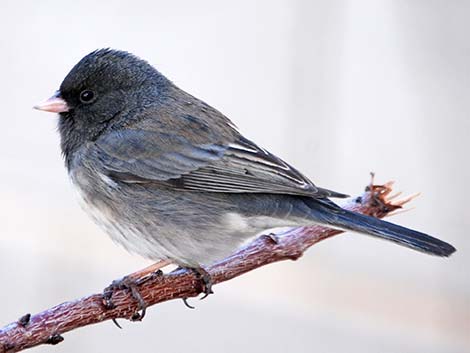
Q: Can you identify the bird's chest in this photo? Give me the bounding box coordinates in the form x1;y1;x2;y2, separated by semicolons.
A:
68;166;145;251
69;166;120;232
68;162;185;261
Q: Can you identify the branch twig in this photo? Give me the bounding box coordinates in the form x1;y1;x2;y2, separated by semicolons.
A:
0;179;406;352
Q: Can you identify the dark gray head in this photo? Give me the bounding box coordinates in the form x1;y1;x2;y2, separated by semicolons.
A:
35;49;169;164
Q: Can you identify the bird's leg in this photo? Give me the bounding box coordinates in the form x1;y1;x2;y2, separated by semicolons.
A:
102;259;171;323
127;260;172;280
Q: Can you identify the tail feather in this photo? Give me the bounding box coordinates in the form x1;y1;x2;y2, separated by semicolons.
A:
306;199;456;257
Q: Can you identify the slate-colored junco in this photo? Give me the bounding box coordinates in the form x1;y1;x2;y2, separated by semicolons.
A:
34;49;455;296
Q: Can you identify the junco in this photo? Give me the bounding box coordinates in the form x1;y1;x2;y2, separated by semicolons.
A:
34;49;455;298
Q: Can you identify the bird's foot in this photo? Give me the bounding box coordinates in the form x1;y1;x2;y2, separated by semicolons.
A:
181;266;214;308
102;275;149;323
190;267;213;299
102;261;170;326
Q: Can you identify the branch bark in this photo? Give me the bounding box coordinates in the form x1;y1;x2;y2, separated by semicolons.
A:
0;179;408;352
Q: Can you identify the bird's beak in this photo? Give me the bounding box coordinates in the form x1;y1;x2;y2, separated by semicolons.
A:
33;91;69;113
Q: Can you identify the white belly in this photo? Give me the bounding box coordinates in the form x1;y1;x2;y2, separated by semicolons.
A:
69;169;172;261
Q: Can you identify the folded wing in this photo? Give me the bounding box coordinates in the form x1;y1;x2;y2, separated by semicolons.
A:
92;117;346;199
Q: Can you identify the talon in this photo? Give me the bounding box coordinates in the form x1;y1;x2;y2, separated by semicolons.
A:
128;283;147;320
102;276;148;321
112;318;123;329
182;298;195;309
200;290;214;300
191;267;214;299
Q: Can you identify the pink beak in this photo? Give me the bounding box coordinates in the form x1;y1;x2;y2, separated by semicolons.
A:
34;91;69;113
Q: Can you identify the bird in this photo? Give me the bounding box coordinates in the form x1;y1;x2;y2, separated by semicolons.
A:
34;48;455;307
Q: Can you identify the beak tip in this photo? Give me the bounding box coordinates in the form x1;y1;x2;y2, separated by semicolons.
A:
34;92;69;113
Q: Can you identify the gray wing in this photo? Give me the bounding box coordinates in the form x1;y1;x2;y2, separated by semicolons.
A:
93;128;347;198
92;129;226;181
170;136;347;198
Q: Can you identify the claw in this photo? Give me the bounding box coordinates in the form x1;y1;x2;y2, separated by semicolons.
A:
182;298;195;309
102;276;148;322
198;269;214;299
112;318;123;329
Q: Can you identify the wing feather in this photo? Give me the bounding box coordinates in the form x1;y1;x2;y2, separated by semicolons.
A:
171;137;347;198
92;119;347;198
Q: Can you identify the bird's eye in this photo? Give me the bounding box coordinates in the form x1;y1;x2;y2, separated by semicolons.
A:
79;89;95;104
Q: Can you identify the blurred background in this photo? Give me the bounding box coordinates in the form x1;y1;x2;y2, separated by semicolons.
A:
1;0;469;352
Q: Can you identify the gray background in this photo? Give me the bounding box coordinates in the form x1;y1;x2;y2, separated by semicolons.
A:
1;1;469;352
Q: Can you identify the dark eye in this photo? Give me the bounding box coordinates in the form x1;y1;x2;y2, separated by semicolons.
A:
79;89;95;103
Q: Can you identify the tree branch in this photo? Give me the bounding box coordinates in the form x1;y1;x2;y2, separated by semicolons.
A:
0;179;409;352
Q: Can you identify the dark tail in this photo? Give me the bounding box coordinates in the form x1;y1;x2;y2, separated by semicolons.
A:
305;199;456;257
